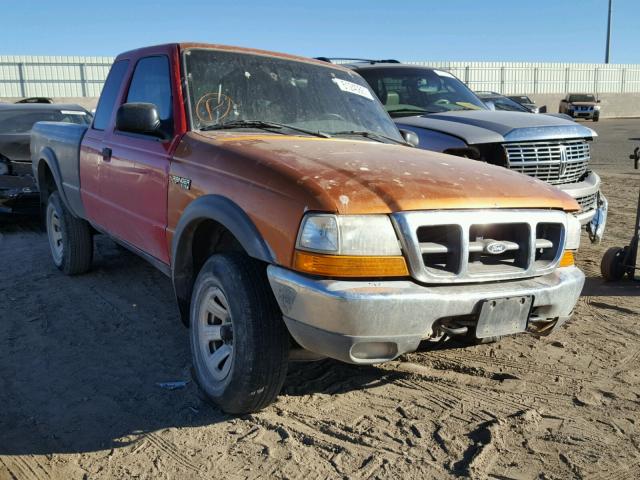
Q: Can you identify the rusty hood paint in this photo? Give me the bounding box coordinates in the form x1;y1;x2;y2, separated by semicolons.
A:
193;132;579;214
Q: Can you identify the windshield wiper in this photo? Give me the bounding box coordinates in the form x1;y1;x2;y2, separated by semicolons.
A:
200;120;331;138
332;130;409;146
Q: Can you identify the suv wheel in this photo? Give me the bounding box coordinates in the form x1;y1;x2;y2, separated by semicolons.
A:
46;191;93;275
190;253;289;414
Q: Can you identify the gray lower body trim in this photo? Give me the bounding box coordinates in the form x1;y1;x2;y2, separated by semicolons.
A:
268;266;585;364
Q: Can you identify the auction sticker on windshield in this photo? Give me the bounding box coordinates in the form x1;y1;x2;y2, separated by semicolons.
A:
332;78;374;100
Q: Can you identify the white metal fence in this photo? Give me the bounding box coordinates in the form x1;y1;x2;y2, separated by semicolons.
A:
409;61;640;95
1;56;640;97
0;56;113;98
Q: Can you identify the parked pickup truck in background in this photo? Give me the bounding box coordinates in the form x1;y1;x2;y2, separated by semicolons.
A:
32;43;585;413
325;60;607;242
559;93;601;121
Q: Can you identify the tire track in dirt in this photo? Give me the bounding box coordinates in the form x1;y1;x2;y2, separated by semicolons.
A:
0;455;50;480
427;351;602;382
143;432;201;473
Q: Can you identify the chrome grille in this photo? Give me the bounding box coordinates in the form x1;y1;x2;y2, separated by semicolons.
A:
392;210;567;284
504;140;590;185
576;192;597;213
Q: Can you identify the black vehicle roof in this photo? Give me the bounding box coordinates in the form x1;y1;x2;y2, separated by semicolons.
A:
0;103;88;112
343;62;438;71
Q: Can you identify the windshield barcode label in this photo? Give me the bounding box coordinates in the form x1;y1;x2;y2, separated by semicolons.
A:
332;78;374;100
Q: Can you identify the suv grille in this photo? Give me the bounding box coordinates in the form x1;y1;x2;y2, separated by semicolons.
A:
392;210;566;284
504;140;590;185
576;192;597;213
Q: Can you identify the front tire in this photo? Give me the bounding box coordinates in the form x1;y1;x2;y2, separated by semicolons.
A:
46;191;93;275
190;253;289;414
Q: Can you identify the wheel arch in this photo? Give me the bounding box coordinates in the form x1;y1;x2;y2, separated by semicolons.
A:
35;149;76;214
171;195;276;325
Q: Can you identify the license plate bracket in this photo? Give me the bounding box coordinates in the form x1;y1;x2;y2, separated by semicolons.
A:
475;296;533;338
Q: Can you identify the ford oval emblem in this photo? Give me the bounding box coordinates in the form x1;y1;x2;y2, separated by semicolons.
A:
485;241;508;255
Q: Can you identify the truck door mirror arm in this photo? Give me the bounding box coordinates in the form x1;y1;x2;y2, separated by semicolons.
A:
115;102;168;139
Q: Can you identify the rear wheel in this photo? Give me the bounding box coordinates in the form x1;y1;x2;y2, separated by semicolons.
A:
190;253;289;414
600;247;625;281
46;191;93;275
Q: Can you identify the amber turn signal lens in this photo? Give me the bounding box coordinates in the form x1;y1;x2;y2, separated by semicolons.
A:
559;250;575;267
293;251;409;277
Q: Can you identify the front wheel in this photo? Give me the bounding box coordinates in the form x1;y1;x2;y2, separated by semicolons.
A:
190;253;289;414
46;191;93;275
593;115;600;122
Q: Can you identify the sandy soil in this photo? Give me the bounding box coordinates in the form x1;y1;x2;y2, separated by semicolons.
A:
1;119;639;480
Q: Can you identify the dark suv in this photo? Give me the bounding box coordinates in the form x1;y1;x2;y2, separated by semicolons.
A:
318;59;607;241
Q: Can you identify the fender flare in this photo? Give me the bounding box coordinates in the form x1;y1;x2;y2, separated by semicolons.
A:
35;148;78;216
171;194;276;322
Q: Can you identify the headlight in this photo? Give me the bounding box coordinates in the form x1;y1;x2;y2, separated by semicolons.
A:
594;105;601;111
565;214;581;251
294;214;408;277
297;214;402;255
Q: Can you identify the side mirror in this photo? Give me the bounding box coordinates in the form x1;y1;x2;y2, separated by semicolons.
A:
597;99;601;103
116;103;164;138
399;129;419;147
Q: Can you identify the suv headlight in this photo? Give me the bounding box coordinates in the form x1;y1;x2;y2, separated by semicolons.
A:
294;214;408;277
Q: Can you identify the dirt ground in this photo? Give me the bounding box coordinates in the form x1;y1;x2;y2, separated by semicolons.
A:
1;119;639;480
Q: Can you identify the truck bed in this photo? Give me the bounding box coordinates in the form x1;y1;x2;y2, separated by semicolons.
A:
31;121;88;218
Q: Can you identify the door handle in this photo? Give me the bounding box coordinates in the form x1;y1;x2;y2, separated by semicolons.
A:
102;147;112;162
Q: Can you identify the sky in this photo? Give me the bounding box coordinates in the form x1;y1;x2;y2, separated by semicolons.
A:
2;0;639;63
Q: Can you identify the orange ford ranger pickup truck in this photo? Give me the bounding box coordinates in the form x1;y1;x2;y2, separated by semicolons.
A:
31;43;585;413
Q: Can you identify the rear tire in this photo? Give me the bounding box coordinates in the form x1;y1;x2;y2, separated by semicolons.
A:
46;191;93;275
190;253;289;414
600;247;625;281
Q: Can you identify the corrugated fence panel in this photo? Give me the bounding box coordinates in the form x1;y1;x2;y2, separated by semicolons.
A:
0;55;114;97
2;56;640;97
408;60;640;94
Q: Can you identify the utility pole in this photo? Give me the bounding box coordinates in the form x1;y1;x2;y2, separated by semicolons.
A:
605;0;612;63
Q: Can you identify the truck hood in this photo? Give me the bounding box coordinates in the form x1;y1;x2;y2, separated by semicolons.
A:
395;110;597;145
195;132;578;214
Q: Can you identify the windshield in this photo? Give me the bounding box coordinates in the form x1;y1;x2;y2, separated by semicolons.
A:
509;96;532;104
183;49;403;141
357;67;487;117
0;109;91;134
568;94;596;103
479;95;530;112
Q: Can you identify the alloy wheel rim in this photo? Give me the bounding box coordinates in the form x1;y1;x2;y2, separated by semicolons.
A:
47;205;63;265
198;286;234;382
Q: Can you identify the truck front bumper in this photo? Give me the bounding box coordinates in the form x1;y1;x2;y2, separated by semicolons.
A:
558;171;607;237
268;265;585;364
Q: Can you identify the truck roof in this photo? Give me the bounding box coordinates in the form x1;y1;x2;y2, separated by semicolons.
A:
115;43;352;73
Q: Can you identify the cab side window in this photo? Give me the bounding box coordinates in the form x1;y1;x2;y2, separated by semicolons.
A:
93;60;129;131
126;56;173;135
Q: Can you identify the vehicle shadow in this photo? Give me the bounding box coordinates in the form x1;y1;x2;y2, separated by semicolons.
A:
582;276;640;297
0;227;415;456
